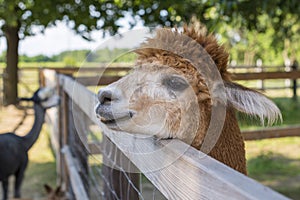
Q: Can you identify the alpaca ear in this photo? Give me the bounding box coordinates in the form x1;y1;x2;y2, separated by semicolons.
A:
224;82;282;126
55;186;64;196
44;184;53;194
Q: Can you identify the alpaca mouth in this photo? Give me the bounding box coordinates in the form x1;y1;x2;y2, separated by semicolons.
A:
99;115;132;125
95;104;134;126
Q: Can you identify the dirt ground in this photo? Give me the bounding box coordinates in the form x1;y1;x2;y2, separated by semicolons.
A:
0;105;34;134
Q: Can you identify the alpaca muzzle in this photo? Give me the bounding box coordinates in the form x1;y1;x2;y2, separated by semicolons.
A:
95;103;134;125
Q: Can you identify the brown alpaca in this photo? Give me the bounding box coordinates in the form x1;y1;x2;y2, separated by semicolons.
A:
95;26;281;175
44;184;68;200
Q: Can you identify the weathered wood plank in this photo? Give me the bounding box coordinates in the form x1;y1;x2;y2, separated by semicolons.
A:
58;75;98;124
102;135;140;200
76;76;122;86
62;146;89;200
59;74;290;200
45;66;132;75
67;70;300;88
232;71;300;80
242;126;300;140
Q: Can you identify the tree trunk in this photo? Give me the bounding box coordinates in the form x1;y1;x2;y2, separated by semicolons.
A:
3;25;19;105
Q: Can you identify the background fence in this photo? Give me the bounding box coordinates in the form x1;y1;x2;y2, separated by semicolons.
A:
0;64;299;106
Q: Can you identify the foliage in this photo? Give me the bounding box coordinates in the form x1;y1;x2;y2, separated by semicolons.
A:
0;48;137;64
87;48;137;63
19;54;53;62
1;0;300;104
0;0;298;54
1;0;298;66
0;0;122;39
62;56;77;67
51;50;89;62
219;23;286;65
0;51;5;62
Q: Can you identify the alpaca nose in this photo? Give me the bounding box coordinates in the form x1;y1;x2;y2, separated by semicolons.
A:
98;90;113;105
98;87;123;105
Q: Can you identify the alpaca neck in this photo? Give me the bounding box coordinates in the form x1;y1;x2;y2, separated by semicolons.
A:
208;108;247;174
192;105;247;175
22;103;45;151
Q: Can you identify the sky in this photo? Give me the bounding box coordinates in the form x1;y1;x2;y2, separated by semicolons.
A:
0;21;149;57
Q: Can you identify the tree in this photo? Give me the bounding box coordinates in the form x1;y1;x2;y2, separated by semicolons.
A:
0;0;201;105
220;0;300;65
0;0;145;105
0;1;116;104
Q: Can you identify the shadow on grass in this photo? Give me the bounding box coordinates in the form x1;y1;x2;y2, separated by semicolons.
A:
23;161;57;198
247;152;300;199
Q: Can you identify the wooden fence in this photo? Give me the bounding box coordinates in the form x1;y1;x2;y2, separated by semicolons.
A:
39;68;295;199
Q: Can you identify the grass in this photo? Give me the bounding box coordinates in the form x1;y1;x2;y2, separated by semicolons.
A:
246;137;300;199
23;126;57;196
273;97;300;125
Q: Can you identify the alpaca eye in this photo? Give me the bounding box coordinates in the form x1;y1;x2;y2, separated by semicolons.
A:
163;76;189;91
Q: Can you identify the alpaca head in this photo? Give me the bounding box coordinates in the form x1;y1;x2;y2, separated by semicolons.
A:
95;26;282;148
20;87;60;109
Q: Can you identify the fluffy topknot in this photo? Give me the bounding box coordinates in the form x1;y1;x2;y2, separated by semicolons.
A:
134;25;230;81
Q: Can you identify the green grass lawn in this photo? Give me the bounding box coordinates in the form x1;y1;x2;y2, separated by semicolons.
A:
246;137;300;199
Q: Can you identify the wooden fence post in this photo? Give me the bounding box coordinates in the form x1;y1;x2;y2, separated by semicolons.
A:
60;84;70;192
38;68;45;87
102;135;140;200
56;73;63;186
68;101;89;194
255;62;265;90
292;60;298;100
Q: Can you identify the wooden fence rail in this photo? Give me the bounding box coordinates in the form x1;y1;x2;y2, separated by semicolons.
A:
242;125;300;140
62;146;89;200
58;66;300;99
1;65;299;106
50;70;290;200
232;71;300;80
